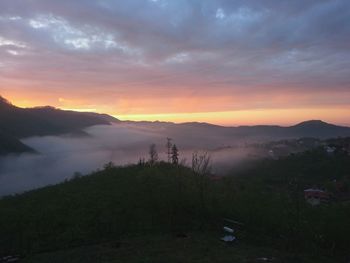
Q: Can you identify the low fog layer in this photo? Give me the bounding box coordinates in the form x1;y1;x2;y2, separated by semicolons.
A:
0;124;255;196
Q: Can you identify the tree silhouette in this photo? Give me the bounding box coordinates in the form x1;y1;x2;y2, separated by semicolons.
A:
171;144;179;165
191;151;211;176
166;137;172;163
149;144;158;165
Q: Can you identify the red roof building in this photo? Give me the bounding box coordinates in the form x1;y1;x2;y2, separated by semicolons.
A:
304;188;330;206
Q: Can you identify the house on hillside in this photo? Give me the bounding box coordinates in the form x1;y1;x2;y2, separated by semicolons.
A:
304;188;330;206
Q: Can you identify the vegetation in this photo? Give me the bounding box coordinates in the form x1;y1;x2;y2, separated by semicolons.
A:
0;149;349;262
148;144;159;165
171;144;179;165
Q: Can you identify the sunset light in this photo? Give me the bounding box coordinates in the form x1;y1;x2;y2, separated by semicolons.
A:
1;0;349;126
1;1;350;261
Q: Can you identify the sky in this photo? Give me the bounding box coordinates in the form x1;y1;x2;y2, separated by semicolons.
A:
0;0;349;126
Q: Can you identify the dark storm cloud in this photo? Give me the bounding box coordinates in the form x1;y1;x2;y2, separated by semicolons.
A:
0;0;349;108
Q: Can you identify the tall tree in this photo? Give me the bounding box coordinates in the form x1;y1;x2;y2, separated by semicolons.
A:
166;137;172;163
191;151;211;176
149;143;158;165
171;144;179;165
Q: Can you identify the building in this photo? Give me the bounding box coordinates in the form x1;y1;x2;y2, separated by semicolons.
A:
304;188;330;206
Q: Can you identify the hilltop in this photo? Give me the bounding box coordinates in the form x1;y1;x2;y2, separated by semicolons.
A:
0;96;119;138
0;96;119;155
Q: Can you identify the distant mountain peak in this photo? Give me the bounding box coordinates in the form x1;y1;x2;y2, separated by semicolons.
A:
294;120;330;127
286;120;350;138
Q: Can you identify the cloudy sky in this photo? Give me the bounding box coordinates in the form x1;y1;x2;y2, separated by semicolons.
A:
0;0;349;125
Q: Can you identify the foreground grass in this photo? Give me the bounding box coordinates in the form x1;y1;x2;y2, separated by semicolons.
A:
23;232;333;263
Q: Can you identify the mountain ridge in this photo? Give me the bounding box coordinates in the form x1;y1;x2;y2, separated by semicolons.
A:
0;96;119;155
1;95;350;155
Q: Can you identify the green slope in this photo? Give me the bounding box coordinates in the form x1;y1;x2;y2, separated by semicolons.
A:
0;153;349;262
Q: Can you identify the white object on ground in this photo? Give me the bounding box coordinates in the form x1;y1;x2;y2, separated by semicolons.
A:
223;226;234;233
221;235;236;242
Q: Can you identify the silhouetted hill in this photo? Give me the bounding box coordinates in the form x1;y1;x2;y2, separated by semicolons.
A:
1;95;350;154
0;102;111;138
0;96;119;154
286;120;350;138
0;131;35;155
83;112;120;123
128;120;350;142
230;120;350;139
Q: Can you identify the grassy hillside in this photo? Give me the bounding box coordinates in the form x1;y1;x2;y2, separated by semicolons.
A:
0;151;349;262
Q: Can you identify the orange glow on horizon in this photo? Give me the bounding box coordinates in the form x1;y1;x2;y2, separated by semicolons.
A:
3;92;350;127
116;108;350;127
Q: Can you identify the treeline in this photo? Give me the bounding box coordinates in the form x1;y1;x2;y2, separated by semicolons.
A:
139;138;182;166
